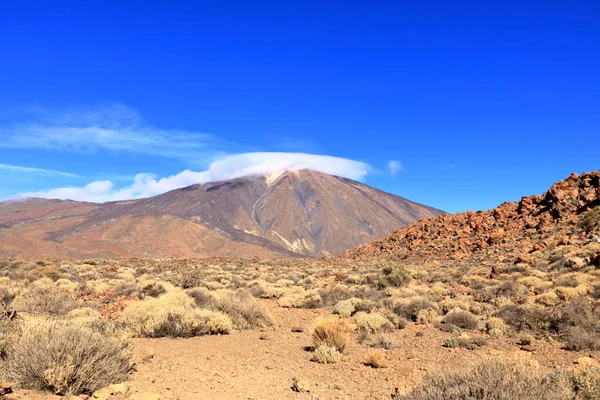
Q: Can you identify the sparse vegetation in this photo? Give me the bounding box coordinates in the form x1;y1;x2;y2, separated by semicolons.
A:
311;318;349;352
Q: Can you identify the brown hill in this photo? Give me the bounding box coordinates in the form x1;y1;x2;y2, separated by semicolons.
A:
344;171;600;266
0;169;443;259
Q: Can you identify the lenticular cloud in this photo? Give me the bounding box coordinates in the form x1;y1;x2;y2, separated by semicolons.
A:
14;152;371;203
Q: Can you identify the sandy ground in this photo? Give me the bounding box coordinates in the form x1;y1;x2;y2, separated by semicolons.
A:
10;299;596;400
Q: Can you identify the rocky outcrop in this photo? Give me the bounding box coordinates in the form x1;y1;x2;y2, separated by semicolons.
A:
344;171;600;263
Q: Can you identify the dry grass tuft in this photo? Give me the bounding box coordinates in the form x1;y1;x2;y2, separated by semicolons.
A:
364;349;387;368
311;318;349;352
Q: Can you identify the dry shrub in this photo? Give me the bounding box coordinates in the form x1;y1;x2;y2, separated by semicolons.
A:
12;287;76;316
213;289;273;329
311;345;340;364
398;359;562;400
495;305;552;335
4;318;131;395
393;298;438;322
553;298;600;351
278;290;322;309
377;264;411;288
581;207;600;233
187;287;218;309
442;310;478;330
370;333;395;349
121;291;232;337
311;318;349;352
138;280;167;298
416;308;440;325
364;349;387;368
319;285;353;306
332;298;357;317
354;312;394;333
484;317;511;337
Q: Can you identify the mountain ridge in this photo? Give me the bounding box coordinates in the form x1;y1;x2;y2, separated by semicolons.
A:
0;169;443;259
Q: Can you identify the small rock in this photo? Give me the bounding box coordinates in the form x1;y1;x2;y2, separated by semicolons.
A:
520;345;536;352
143;348;155;361
0;381;13;396
292;378;310;392
415;331;424;337
259;333;270;340
291;327;304;333
489;349;502;356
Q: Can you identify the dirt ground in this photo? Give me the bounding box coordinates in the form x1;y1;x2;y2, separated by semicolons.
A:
10;299;596;400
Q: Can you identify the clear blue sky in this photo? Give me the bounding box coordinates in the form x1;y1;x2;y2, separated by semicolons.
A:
1;1;598;212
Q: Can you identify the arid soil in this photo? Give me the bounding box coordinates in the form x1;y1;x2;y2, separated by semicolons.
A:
8;298;596;400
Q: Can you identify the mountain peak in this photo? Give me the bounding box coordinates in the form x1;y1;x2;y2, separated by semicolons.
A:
0;169;443;259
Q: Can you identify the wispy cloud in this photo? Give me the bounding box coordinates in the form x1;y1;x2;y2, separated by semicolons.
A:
386;160;403;177
0;104;229;159
0;163;79;178
13;152;372;203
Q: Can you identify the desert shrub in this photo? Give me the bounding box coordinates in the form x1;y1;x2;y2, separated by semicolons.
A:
393;298;438;322
311;318;349;352
319;285;353;306
311;345;340;364
278;290;322;309
561;367;600;400
495;305;552;334
187;287;218;309
398;359;562;400
213;289;273;329
484;317;511;337
364;349;387;368
12;287;76;316
370;333;395;349
443;337;460;348
442;310;478;330
354;312;394;333
376;264;411;288
138;280;167;298
0;318;19;358
112;281;139;298
332;298;357;317
173;268;204;289
4;319;131;395
417;308;440;324
476;281;529;304
552;298;600;351
354;298;377;313
121;291;232;337
582;207;600;233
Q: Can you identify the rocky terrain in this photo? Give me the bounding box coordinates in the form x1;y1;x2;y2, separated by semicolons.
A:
0;169;442;259
345;171;600;267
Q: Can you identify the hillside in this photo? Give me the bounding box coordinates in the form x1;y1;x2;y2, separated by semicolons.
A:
344;171;600;267
0;169;443;259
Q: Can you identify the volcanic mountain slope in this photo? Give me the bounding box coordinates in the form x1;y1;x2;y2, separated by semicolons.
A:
344;171;600;267
0;169;443;259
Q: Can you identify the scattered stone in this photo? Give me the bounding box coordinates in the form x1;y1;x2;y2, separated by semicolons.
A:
520;345;536;353
292;378;310;392
291;327;304;333
0;381;12;396
92;383;130;400
415;331;424;337
259;333;270;340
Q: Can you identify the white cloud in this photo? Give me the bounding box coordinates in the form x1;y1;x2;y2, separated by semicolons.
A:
0;163;79;178
386;160;402;177
0;104;226;159
13;152;372;203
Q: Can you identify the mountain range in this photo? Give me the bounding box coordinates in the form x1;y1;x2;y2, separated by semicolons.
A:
0;169;443;259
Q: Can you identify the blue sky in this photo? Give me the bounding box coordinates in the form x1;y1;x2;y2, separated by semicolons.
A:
1;1;598;212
